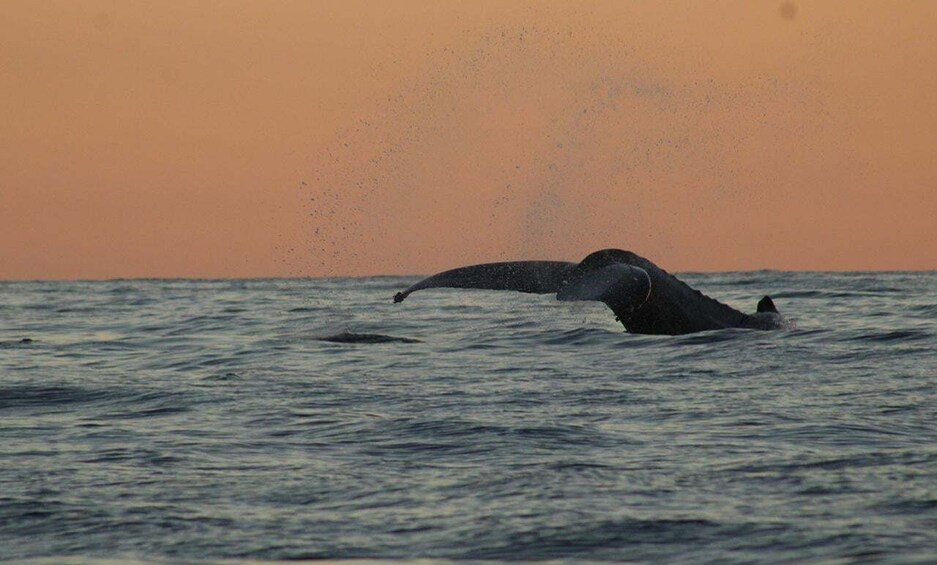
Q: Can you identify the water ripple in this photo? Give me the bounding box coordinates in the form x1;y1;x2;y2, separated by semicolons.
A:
0;273;935;563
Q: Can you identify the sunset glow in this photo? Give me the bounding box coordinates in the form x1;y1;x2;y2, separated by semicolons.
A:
2;1;935;279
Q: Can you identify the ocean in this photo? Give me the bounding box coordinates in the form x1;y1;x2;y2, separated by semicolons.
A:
1;271;935;563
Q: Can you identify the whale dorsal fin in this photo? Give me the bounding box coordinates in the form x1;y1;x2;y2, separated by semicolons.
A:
757;296;778;313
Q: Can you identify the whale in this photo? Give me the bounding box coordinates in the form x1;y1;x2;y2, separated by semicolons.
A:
393;249;790;335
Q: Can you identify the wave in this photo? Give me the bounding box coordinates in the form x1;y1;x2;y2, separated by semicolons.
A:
316;332;422;344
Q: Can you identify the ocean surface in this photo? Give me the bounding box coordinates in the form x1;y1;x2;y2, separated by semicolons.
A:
1;272;936;563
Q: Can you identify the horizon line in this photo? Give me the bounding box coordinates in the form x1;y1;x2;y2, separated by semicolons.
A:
2;267;936;284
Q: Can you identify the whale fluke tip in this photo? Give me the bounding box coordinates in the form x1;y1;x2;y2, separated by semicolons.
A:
757;296;777;313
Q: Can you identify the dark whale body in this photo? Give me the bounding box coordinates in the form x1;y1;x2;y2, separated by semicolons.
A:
393;249;789;335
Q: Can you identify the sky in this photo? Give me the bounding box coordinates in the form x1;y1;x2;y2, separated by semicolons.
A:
1;1;935;280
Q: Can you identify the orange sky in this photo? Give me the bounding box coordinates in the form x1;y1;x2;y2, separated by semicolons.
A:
1;1;935;280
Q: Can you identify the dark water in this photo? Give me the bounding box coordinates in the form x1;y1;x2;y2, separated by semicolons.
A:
2;272;936;563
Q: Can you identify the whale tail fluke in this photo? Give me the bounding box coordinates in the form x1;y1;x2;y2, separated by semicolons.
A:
392;260;576;303
556;263;652;318
392;250;787;335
